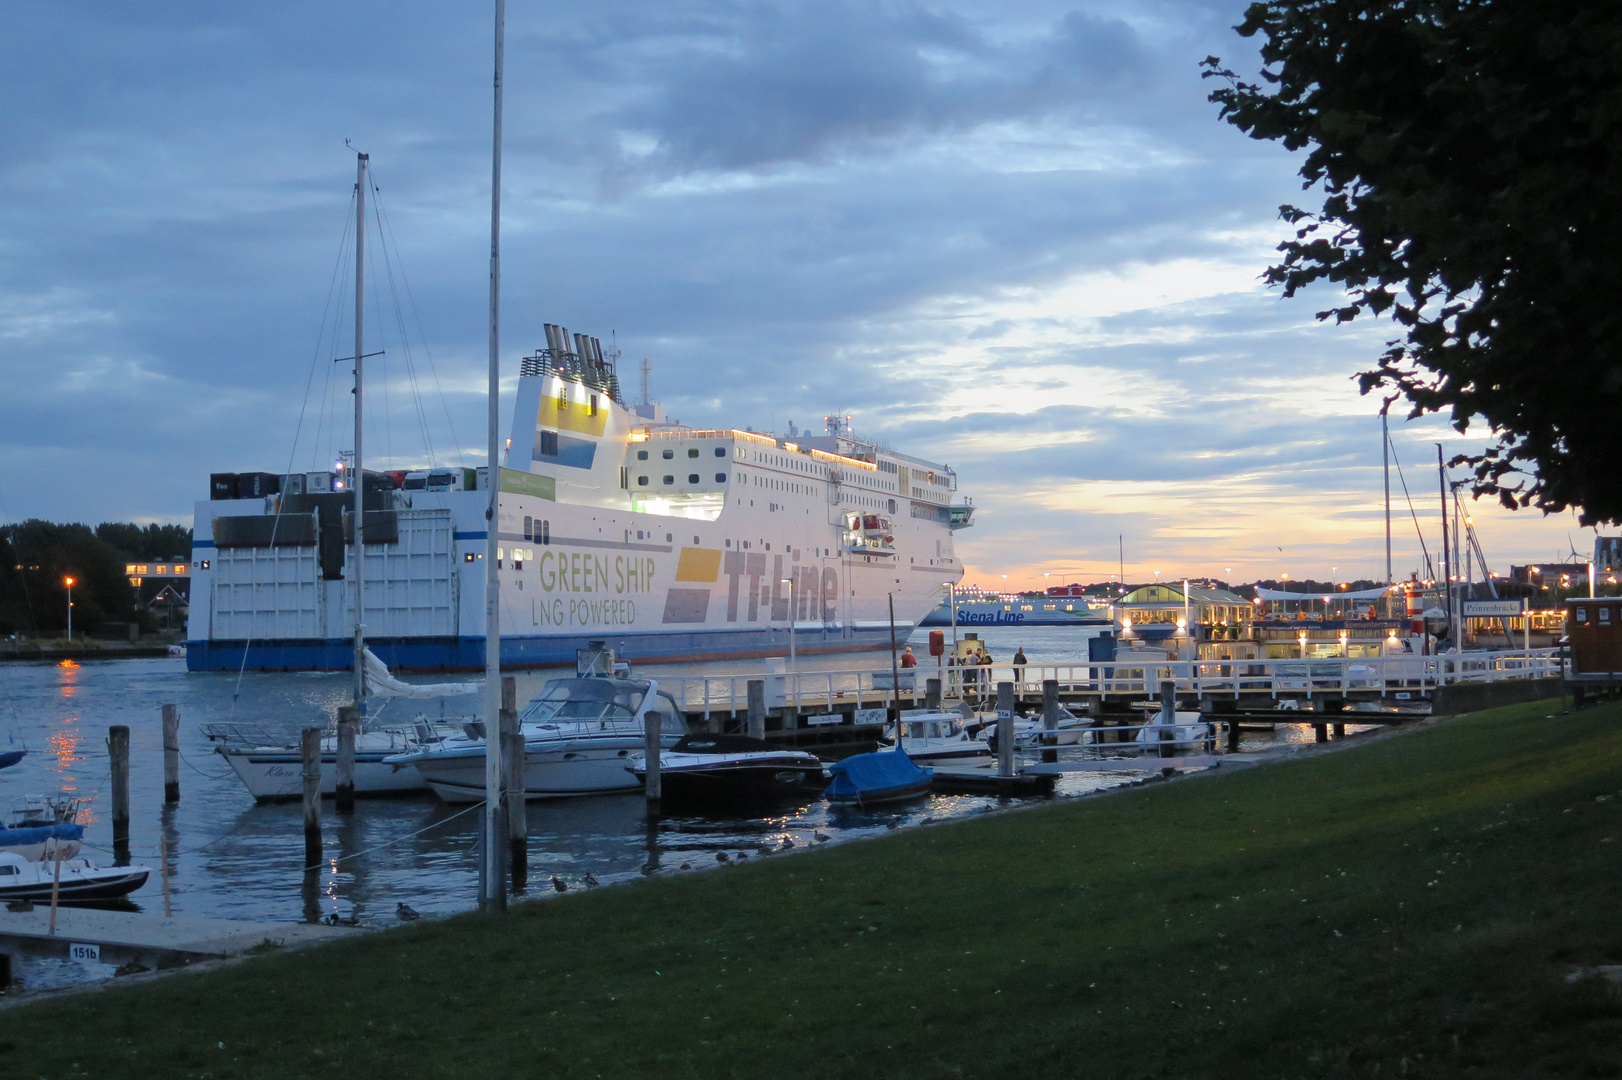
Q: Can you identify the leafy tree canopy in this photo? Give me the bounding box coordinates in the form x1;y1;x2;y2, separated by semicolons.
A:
0;519;187;635
1203;1;1622;523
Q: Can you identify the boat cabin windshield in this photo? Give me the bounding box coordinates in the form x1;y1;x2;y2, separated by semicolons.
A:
903;718;960;740
520;679;649;725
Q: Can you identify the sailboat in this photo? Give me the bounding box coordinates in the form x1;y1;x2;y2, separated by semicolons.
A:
202;154;480;802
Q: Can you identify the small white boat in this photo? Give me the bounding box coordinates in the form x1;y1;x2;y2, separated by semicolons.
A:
0;850;150;903
882;710;990;763
1133;710;1213;752
1;796;85;861
202;719;457;801
387;676;688;803
969;706;1097;752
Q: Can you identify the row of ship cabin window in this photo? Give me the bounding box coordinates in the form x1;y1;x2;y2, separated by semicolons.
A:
636;447;727;461
637;473;728;486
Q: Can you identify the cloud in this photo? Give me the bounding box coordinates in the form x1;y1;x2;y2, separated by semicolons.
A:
0;0;1581;583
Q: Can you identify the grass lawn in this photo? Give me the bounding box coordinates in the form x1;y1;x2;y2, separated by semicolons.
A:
5;697;1622;1078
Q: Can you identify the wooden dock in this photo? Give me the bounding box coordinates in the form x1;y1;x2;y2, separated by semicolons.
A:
0;907;353;982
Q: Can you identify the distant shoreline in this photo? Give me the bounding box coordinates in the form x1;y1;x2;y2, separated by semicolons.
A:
0;641;176;662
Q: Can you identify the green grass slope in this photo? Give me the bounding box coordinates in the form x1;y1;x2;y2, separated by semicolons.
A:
6;698;1622;1079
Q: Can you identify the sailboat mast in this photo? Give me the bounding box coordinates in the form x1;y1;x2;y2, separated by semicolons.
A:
481;0;507;912
353;151;369;709
1437;445;1452;644
1382;404;1392;587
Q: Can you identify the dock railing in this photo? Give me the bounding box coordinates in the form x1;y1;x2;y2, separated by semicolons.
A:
659;648;1562;718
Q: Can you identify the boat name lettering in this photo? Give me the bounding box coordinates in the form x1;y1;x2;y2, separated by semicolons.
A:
535;551;657;595
532;597;638;627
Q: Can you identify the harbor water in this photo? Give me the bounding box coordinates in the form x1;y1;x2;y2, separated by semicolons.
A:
0;626;1361;991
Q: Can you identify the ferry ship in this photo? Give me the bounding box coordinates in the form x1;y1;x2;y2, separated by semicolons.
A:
920;586;1110;628
185;326;972;671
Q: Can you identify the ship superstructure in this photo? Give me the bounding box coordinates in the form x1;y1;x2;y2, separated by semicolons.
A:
187;325;972;671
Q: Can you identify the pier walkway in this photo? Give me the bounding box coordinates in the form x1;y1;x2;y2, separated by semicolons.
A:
0;907;352;985
662;648;1564;735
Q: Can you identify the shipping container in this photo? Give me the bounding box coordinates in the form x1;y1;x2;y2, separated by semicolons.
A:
236;472;282;499
306;471;333;493
210;473;238;500
280;473;306;496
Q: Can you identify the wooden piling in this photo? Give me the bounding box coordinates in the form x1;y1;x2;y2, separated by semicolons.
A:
1333;722;1346;738
161;704;180;803
746;679;766;741
1042;679;1060;764
161;832;173;918
925;677;941;710
1;951;10;991
1158;680;1177;759
108;725;130;862
1226;718;1242;752
334;704;358;813
643;708;662;806
501;676;526;890
996;681;1015;779
301;727;322;869
1314;723;1329;743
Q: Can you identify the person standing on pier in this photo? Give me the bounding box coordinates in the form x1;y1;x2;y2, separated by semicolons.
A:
1013;646;1028;688
900;646;917;669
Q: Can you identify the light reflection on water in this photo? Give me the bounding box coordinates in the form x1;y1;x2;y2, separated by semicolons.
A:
0;626;1362;990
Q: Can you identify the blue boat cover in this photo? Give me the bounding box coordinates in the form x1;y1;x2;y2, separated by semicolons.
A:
0;749;25;770
826;749;932;801
0;822;85;848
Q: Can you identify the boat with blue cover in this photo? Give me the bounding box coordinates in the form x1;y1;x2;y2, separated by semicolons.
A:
825;748;933;807
0;749;24;771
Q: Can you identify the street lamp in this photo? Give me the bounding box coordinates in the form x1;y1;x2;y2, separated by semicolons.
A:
63;576;75;641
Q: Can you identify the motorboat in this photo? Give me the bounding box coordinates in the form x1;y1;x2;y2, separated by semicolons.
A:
971;706;1097;753
629;734;829;806
0;850;150;903
0;748;24;770
387;676;688;803
1;796;85;860
881;710;990;763
825;748;933;807
1133;709;1214;753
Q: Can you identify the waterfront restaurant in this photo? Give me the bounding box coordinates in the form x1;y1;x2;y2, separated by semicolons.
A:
1250;584;1407;659
1114;582;1253;659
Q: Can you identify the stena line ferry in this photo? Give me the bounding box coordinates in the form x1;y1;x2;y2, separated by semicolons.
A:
185;324;973;671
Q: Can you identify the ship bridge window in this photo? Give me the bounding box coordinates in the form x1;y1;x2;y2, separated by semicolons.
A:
663;475;674;485
638;475;649;486
688;448;699;458
688;473;700;484
715;447;726;457
716;473;726;483
637;450;648;461
662;449;674;460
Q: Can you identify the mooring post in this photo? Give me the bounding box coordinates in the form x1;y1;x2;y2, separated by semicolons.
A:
0;952;10;992
1314;722;1329;743
746;679;766;741
501;675;526;890
643;706;662;807
1227;717;1242;752
996;681;1015;779
1333;722;1346;739
335;704;358;813
161;703;180;803
1158;680;1177;759
301;727;322;869
108;725;130;863
1042;679;1060;764
925;677;941;710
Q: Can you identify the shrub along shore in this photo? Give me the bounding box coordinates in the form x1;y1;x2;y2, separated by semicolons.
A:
5;698;1622;1078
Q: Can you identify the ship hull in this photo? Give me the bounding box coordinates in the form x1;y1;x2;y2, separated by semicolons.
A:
185;625;903;672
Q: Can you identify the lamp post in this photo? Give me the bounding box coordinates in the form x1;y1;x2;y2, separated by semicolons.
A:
63;576;75;641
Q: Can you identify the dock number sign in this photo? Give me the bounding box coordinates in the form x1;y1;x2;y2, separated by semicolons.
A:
69;942;102;964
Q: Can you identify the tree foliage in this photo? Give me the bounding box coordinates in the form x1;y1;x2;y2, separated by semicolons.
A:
0;520;180;635
1203;1;1622;523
